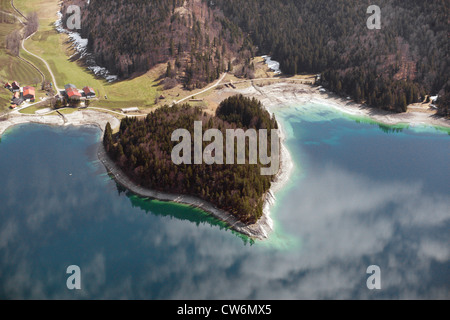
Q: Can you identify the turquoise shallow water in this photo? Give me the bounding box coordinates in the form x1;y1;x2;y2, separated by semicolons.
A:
0;104;448;299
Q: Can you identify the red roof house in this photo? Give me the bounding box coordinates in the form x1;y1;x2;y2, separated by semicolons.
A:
66;87;82;100
82;86;96;98
23;86;35;100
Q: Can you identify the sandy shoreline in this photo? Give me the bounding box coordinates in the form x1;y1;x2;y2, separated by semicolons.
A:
259;112;294;239
0;109;121;137
223;82;450;129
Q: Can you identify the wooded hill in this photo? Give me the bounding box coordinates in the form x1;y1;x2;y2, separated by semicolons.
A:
104;95;279;224
61;0;253;89
211;0;449;115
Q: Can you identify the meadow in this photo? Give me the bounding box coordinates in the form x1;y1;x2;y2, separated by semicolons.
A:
0;6;43;112
1;0;161;114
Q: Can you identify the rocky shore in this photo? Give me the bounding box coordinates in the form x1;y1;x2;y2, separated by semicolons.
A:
0;109;120;137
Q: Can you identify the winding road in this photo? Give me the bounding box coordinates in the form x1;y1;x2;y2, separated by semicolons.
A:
174;72;228;105
0;0;64;117
9;0;60;92
9;0;26;20
1;7;45;84
21;32;60;92
87;106;147;117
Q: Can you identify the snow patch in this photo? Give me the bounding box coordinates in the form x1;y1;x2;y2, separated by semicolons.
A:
262;55;282;75
430;95;439;102
54;10;118;82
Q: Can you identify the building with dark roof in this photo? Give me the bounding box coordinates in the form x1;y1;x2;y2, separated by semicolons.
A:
12;91;24;106
11;81;20;92
65;84;77;90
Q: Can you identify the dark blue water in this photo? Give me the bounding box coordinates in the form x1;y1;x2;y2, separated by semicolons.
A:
0;103;449;299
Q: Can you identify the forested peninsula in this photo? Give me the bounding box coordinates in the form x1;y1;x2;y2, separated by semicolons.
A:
103;95;279;224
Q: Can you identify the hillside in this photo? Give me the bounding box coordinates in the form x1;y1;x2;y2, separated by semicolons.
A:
61;0;254;89
211;0;449;115
0;1;43;112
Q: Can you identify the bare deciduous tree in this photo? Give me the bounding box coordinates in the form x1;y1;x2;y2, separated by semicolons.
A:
0;12;14;24
24;12;39;38
5;30;21;56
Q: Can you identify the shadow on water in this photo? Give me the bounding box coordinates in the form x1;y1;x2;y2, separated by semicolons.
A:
347;114;450;135
377;123;405;134
113;181;256;246
349;116;406;133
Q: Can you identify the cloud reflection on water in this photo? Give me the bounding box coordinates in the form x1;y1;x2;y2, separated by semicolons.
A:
140;164;449;300
0;123;448;299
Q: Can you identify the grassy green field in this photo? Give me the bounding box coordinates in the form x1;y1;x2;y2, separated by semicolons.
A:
19;106;79;115
13;0;161;112
1;0;192;116
0;1;52;112
18;103;47;114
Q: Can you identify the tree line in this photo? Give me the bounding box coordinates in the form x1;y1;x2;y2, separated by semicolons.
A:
210;0;449;116
5;12;39;57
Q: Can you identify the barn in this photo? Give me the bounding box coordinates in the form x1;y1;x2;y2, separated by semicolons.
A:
66;88;82;100
23;86;36;101
11;81;20;92
83;86;96;98
65;84;82;100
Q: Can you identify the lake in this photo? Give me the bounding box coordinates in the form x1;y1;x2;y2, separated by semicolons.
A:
0;103;449;299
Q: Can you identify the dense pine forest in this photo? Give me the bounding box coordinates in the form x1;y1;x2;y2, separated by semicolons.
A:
103;95;279;224
61;0;253;89
210;0;449;115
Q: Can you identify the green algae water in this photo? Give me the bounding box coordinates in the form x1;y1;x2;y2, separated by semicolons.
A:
0;103;449;299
